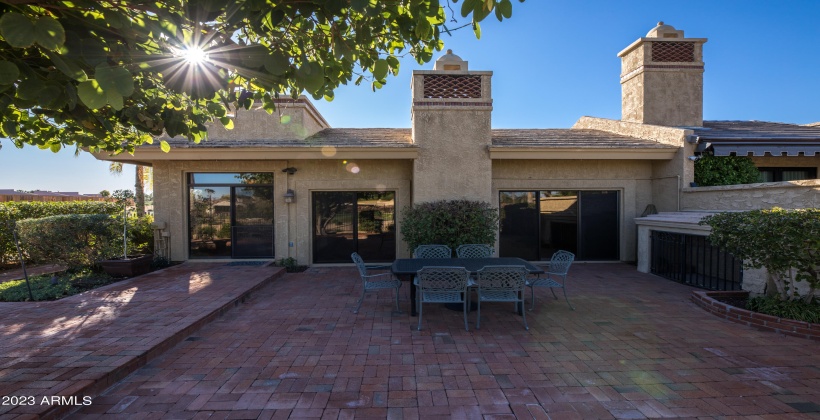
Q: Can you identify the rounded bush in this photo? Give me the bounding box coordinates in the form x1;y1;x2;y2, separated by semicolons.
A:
400;200;499;252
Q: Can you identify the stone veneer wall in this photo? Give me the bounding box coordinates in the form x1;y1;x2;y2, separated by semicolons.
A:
681;179;820;210
493;159;656;262
152;159;412;263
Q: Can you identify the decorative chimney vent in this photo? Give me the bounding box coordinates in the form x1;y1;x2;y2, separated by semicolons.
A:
651;42;695;62
423;75;482;99
433;49;468;71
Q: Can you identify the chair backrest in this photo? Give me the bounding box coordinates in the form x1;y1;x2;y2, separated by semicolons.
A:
416;266;469;291
351;252;368;277
456;244;493;259
413;244;452;259
548;250;575;275
476;265;528;291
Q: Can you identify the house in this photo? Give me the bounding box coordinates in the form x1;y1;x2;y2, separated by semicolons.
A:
95;23;819;287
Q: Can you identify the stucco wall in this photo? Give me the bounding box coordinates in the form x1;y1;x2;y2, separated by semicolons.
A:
204;101;327;141
153;159;412;263
492;159;656;262
682;180;820;210
412;108;493;203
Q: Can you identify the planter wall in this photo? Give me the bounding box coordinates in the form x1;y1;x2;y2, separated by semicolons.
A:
691;290;819;341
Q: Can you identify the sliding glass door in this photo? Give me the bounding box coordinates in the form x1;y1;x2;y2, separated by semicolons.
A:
188;173;274;258
313;191;395;263
499;190;619;261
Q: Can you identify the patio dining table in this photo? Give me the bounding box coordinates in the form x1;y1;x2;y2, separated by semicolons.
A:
391;257;544;316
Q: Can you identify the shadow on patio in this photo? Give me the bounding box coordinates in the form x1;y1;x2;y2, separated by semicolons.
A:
71;263;820;419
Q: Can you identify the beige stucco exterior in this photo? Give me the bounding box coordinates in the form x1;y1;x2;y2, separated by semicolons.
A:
681;180;820;211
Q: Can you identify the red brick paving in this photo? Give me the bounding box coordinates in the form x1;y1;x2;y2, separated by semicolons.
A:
0;262;282;419
58;264;820;419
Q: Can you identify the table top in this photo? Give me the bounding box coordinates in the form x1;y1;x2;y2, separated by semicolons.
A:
391;257;544;275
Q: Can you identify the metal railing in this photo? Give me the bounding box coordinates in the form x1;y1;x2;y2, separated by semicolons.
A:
650;231;743;291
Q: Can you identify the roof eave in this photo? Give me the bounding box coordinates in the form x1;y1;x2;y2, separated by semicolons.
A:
92;147;419;163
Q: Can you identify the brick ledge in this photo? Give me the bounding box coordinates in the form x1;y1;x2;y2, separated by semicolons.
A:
691;290;819;341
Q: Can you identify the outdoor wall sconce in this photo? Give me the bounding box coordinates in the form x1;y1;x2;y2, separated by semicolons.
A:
284;189;296;203
282;167;297;174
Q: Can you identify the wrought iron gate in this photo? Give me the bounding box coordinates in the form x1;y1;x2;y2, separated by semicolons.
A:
650;231;743;290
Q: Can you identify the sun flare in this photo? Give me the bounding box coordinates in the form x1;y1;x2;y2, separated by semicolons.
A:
180;46;208;64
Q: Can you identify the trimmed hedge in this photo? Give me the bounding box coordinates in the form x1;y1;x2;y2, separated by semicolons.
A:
17;214;121;269
400;200;499;253
1;201;120;264
694;154;760;186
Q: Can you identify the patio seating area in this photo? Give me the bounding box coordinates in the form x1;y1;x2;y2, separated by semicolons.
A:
2;262;819;418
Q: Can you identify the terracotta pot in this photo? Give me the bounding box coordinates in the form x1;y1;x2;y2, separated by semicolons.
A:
99;254;153;277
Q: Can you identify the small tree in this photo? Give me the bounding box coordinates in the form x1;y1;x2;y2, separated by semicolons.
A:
694;154;760;186
401;200;499;253
112;189;135;259
701;208;820;303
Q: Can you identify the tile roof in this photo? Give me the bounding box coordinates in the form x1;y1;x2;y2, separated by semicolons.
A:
491;129;677;149
694;121;820;140
157;128;413;148
693;121;820;156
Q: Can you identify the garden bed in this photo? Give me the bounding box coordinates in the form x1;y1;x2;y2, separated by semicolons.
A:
691;290;819;341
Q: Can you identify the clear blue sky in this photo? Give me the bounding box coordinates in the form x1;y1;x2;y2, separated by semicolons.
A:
2;0;819;194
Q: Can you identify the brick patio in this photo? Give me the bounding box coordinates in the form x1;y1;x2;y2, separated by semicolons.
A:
52;263;820;419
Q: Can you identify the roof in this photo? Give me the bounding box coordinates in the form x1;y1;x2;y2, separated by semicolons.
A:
492;129;677;149
692;121;820;156
158;128;413;148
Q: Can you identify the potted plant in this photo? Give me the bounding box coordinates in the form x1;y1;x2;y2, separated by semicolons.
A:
99;189;153;277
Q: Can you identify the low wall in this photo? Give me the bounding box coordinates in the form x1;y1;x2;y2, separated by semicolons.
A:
681;179;819;210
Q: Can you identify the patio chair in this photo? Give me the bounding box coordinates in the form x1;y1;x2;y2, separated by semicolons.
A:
526;250;575;311
413;244;452;259
475;265;529;330
456;244;493;259
415;266;471;331
351;252;402;314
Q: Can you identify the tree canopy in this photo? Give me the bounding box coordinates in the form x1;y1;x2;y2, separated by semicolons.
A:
0;0;522;155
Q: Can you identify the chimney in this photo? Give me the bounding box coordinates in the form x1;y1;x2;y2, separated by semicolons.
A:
618;22;707;127
410;50;493;203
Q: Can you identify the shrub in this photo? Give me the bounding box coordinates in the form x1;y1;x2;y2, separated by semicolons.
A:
747;296;820;324
17;214;120;269
0;269;119;301
274;257;307;273
400;200;499;252
128;215;155;254
0;201;119;264
702;208;820;303
694;154;760;186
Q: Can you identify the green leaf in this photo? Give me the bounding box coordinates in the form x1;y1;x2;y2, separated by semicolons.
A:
0;12;36;48
461;0;477;17
49;142;61;153
34;16;65;50
45;51;87;81
96;64;134;97
160;140;170;153
77;80;107;109
497;0;513;19
263;51;290;76
295;62;325;93
219;116;234;129
373;59;388;81
107;89;123;110
0;61;20;85
351;0;369;12
473;21;482;39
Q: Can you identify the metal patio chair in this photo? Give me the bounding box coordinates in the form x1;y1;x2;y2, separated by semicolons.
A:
413;244;452;259
351;252;402;314
526;250;575;311
415;266;471;331
455;244;494;259
475;265;529;330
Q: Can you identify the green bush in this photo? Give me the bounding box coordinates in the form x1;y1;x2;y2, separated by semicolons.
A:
1;201;119;264
747;296;820;324
17;214;120;269
0;269;119;301
128;214;155;254
702;208;820;303
400;200;499;253
694;154;760;186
